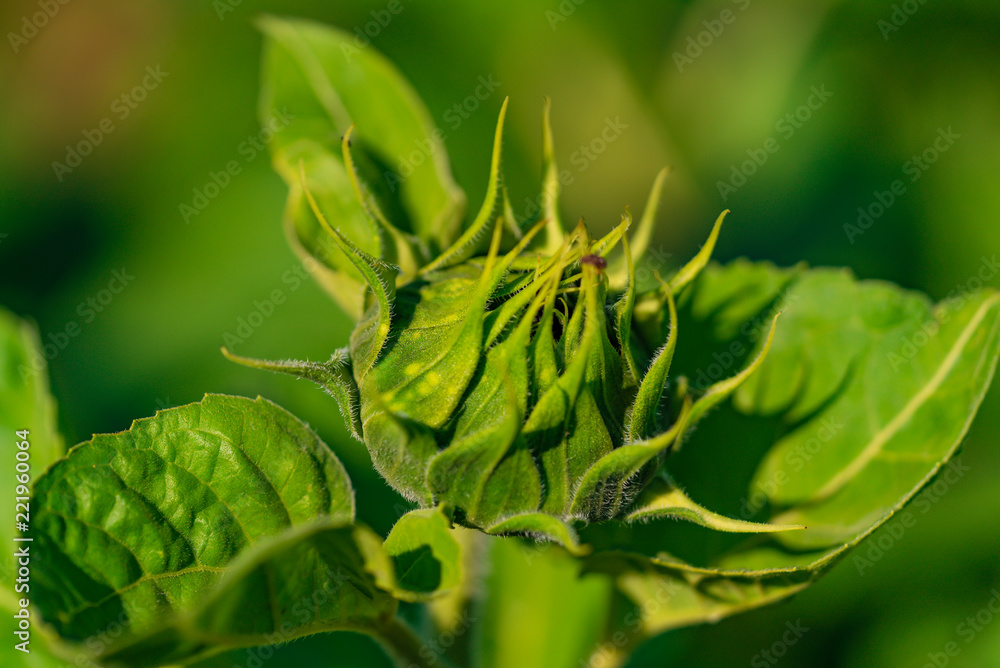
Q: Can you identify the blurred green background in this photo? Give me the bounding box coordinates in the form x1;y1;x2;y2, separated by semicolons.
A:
2;0;999;666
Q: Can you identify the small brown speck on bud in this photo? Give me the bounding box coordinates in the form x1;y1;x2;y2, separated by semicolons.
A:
581;255;607;271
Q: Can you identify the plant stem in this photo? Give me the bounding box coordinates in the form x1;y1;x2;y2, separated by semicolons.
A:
374;616;452;668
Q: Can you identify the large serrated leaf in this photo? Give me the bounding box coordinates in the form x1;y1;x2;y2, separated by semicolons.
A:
31;394;356;647
93;519;397;667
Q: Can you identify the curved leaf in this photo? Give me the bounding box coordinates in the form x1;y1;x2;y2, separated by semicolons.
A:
222;347;364;441
259;15;465;253
31;395;355;645
624;475;802;533
383;506;462;602
486;513;589;557
92;520;396;666
585;553;810;638
739;272;1000;549
667;210;727;294
426;268;555;526
420;98;509;274
585;261;1000;637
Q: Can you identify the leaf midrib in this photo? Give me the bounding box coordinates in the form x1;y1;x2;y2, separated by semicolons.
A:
811;293;1000;501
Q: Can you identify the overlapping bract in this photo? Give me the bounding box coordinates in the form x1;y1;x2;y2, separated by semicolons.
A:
242;22;1000;645
229;97;796;549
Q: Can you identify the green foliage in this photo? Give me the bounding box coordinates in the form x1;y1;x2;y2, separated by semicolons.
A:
29;395;373;660
383;506;461;601
248;18;809;544
8;15;1000;668
258;15;465;318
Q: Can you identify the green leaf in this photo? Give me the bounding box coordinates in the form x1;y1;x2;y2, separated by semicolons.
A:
613;232;642;387
92;519;397;666
475;538;612;668
426;367;539;527
0;309;63;593
420;98;509;274
587;261;1000;638
383;506;462;602
627;283;677;442
667;210;727;294
683;311;779;435
259;15;465;253
525;263;621;517
570;400;691;521
361;402;440;506
278;137;381;319
31;394;356;645
538;97;566;254
624;475;802;533
585;553;810;638
357;221;548;505
222;347;364;441
302;177;398;378
486;513;588;557
362;225;502;432
607;167;670;291
426;280;550;526
739;272;1000;549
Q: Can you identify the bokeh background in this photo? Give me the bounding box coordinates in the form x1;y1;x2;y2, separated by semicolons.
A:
2;0;999;666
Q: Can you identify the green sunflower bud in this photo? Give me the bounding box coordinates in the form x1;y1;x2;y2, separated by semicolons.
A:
227;97;800;551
